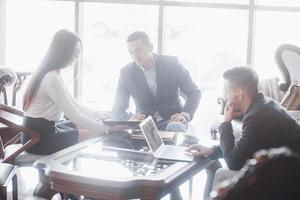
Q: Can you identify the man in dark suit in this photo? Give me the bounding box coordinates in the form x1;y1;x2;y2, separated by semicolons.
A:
187;67;300;189
112;31;201;132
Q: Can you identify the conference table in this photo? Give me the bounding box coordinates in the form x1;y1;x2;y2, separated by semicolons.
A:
33;131;215;200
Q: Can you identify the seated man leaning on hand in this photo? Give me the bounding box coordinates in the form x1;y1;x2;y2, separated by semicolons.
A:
187;66;300;189
112;31;201;132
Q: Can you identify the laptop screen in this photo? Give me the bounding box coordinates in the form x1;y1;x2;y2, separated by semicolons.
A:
139;116;164;152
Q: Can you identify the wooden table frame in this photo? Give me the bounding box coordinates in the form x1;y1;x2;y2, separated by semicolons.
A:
33;138;214;200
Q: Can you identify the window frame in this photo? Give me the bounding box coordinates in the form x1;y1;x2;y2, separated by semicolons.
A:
1;0;300;98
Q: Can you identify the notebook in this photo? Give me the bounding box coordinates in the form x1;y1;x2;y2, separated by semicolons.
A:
102;120;140;129
139;116;194;162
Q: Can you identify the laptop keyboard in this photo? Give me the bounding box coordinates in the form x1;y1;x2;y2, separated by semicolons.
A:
162;145;186;156
157;145;193;162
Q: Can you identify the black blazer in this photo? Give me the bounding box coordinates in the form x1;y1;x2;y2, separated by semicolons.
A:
112;54;201;120
213;93;300;170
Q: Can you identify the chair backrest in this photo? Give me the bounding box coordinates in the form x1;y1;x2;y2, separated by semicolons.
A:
0;104;40;165
0;69;15;105
275;44;300;92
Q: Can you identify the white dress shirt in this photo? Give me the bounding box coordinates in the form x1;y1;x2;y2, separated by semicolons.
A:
25;71;108;135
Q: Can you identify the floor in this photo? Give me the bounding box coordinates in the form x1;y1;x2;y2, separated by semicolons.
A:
7;166;208;200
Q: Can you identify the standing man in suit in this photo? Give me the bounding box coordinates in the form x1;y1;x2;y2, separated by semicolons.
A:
112;31;201;132
187;66;300;191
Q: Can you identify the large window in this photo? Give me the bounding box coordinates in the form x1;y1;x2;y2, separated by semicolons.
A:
164;6;248;89
256;0;300;7
163;6;248;130
80;2;158;110
254;10;300;79
5;0;75;106
171;0;248;3
6;0;74;72
2;0;300;130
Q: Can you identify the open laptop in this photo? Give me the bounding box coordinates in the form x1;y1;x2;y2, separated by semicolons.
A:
139;116;194;162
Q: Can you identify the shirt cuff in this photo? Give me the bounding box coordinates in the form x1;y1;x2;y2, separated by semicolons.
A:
210;145;223;159
181;112;191;122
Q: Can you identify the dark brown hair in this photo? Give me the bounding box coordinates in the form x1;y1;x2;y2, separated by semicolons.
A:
223;66;259;99
23;29;80;111
126;31;151;46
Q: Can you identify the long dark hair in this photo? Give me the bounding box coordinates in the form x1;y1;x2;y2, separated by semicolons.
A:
23;29;81;111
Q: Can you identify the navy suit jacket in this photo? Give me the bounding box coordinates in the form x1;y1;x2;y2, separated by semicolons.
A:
112;54;201;121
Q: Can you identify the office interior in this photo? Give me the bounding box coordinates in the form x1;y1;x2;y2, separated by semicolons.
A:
0;0;299;200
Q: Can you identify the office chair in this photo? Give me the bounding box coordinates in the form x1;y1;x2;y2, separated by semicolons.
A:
275;44;300;92
275;44;300;121
0;68;42;200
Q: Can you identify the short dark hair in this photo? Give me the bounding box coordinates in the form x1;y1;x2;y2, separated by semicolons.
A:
223;66;259;98
126;31;151;46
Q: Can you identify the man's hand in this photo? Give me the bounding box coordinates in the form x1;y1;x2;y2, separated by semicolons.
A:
170;113;187;123
224;103;243;122
232;109;243;119
223;103;236;122
185;144;214;156
129;113;145;121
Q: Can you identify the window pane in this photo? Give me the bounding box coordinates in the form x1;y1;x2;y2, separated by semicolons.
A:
80;3;158;110
6;0;75;72
6;0;75;107
256;0;300;7
164;7;248;89
170;0;249;4
253;11;300;80
164;7;248;133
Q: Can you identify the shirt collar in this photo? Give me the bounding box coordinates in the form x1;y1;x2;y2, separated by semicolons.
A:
245;93;264;115
139;53;156;71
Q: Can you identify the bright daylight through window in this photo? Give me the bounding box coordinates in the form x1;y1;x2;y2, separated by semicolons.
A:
2;0;300;133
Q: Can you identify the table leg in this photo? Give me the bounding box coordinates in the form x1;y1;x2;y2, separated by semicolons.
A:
188;178;193;200
203;160;222;200
33;182;56;199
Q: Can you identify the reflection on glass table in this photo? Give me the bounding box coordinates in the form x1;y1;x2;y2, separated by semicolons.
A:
33;136;214;200
64;143;171;178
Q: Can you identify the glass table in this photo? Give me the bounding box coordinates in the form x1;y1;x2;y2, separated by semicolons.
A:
33;134;214;200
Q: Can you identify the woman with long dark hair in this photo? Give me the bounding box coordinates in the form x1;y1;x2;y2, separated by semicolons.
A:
22;29;109;155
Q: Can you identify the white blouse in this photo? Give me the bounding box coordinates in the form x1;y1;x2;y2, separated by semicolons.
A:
25;71;108;135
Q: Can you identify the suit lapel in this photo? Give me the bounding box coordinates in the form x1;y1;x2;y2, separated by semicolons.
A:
155;55;163;102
